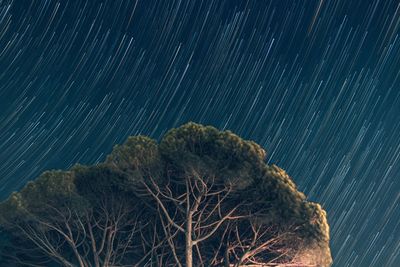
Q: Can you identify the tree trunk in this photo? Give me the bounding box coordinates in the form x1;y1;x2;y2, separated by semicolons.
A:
186;212;193;267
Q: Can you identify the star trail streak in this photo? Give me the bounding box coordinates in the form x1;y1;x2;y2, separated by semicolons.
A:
0;0;400;266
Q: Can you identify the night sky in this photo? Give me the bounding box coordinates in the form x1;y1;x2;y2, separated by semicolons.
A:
0;0;400;266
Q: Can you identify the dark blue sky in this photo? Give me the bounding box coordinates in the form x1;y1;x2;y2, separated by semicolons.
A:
1;0;400;266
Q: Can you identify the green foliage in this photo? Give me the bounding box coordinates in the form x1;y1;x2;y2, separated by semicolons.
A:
160;122;266;166
74;164;130;198
0;171;82;222
159;122;267;189
106;135;162;172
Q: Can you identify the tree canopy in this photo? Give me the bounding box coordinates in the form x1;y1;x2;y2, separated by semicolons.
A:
0;122;332;266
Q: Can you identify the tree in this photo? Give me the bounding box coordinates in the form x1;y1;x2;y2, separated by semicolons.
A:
0;122;332;266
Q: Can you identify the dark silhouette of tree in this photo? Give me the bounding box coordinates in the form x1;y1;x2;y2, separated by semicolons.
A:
0;122;332;266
